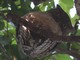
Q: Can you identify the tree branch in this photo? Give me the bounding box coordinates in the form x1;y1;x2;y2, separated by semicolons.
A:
50;35;80;42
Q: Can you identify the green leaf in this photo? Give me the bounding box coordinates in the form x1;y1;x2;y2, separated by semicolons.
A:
11;38;17;45
1;0;8;8
38;0;54;11
0;36;11;45
72;42;80;50
0;20;5;30
59;0;73;8
20;0;31;14
71;14;79;25
59;0;74;13
38;2;47;11
0;0;3;6
15;0;20;5
76;30;80;35
54;54;73;60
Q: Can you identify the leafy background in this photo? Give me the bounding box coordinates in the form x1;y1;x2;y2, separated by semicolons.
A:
0;0;80;60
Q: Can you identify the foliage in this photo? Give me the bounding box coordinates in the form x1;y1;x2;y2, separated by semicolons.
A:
0;0;80;60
